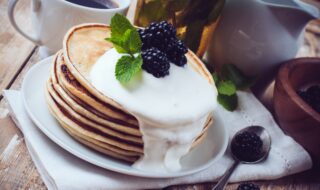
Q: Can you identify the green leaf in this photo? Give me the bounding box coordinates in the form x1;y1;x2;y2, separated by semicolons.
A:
217;93;238;111
106;38;128;53
107;14;143;83
218;80;236;96
110;13;134;39
107;14;144;83
115;55;143;83
212;73;220;84
221;64;255;90
123;29;142;54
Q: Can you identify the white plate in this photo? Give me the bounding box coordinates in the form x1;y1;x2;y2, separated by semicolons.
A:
21;56;228;178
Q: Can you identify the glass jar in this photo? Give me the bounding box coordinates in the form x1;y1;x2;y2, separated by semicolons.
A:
134;0;225;57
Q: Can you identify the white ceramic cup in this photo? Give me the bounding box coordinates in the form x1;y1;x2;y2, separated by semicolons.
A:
8;0;130;58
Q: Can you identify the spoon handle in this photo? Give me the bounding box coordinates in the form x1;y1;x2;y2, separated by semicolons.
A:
212;160;239;190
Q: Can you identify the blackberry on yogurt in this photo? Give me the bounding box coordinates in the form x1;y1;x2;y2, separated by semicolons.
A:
166;39;188;66
138;21;176;50
141;47;170;78
138;21;188;75
168;53;187;67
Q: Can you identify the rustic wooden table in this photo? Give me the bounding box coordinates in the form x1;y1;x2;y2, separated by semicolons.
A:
1;0;320;189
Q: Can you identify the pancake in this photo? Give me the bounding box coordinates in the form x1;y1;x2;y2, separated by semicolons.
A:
46;89;139;162
52;53;141;137
61;24;214;122
47;81;143;146
45;23;215;163
46;79;143;152
46;78;212;162
56;51;139;128
46;82;143;154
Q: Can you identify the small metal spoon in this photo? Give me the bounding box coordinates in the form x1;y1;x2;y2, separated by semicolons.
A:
212;126;271;190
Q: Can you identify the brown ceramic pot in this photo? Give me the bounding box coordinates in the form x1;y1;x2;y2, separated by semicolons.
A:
274;58;320;166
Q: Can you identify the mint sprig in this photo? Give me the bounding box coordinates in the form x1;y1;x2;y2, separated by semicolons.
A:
213;64;255;111
106;13;142;83
115;55;143;83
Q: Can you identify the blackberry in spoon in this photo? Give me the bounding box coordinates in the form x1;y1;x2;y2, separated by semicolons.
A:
212;126;271;190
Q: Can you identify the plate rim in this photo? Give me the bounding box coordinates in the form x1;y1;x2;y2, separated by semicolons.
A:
21;57;229;178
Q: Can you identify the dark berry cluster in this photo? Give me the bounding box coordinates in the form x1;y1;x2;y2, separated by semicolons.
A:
297;85;320;113
166;39;188;66
141;48;170;78
139;21;176;50
237;182;260;190
231;131;263;162
138;21;188;77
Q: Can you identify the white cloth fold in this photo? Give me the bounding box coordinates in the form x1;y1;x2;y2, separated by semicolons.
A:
3;90;312;190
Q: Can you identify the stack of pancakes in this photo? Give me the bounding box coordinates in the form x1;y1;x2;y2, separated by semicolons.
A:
45;23;214;163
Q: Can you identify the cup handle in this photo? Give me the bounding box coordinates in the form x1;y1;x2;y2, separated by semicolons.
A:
7;0;42;45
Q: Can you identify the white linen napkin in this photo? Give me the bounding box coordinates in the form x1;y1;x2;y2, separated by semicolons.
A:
3;90;312;190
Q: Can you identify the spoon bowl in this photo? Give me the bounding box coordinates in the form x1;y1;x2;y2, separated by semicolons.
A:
231;126;271;164
212;126;271;190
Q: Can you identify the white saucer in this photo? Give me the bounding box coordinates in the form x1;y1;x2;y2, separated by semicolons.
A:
21;56;228;178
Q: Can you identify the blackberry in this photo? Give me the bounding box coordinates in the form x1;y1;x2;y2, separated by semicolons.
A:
237;182;260;190
307;85;320;95
231;131;263;162
166;39;188;66
297;85;320;113
141;47;170;78
168;53;187;67
174;39;188;54
138;29;153;50
297;90;313;107
166;39;188;54
138;21;188;76
139;21;177;51
150;21;176;39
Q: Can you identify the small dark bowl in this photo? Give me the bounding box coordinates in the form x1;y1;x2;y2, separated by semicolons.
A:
274;58;320;166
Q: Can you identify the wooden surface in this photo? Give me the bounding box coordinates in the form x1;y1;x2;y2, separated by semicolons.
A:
0;0;36;100
1;0;320;189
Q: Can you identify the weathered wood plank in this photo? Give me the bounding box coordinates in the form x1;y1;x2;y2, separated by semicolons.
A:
0;48;39;111
0;49;44;189
0;117;45;190
0;0;36;99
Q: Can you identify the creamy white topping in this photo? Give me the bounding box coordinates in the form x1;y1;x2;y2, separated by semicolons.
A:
90;48;217;173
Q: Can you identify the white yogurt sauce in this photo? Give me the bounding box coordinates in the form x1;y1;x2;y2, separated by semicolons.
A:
90;48;217;173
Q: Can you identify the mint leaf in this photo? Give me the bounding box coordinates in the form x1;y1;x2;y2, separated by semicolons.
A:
107;29;142;54
221;64;255;90
218;80;236;96
107;13;142;55
217;93;238;111
106;38;128;53
110;13;134;39
107;14;144;83
124;29;142;54
115;55;143;83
